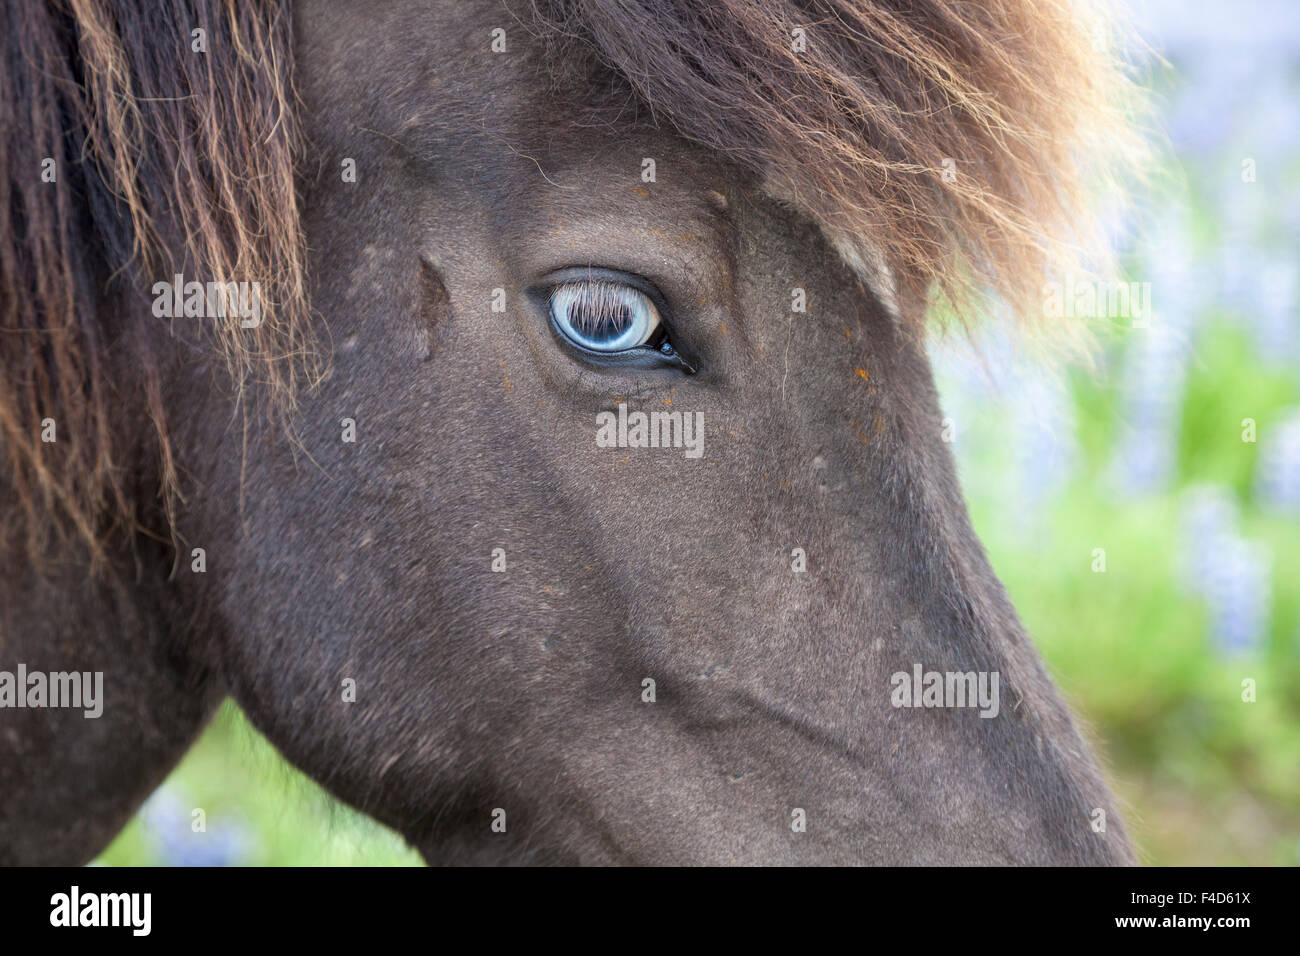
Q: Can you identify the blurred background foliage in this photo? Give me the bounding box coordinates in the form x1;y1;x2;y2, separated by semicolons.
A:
929;0;1300;865
98;0;1298;866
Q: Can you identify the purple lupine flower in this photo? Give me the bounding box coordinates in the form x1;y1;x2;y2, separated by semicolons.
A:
930;329;1078;540
1111;320;1191;495
1256;407;1300;512
1109;207;1201;498
1177;484;1240;594
139;786;254;867
1178;485;1271;656
1205;536;1272;656
1249;255;1299;366
1009;369;1077;525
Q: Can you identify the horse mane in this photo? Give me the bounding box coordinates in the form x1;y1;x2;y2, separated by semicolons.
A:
529;0;1144;326
1;0;314;563
1;0;1140;563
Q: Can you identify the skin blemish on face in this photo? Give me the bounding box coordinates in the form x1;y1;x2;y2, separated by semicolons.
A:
416;259;450;362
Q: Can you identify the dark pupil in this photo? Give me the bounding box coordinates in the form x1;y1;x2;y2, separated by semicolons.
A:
568;295;632;345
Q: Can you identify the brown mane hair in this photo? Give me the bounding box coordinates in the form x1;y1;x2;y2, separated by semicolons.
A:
1;0;1139;562
1;0;314;563
529;0;1143;325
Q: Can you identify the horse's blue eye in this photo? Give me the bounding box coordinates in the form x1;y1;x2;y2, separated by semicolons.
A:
548;280;662;352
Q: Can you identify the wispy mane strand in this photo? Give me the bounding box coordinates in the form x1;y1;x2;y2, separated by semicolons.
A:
0;0;316;563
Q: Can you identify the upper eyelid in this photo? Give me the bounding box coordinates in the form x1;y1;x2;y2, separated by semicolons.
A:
537;266;674;318
547;277;649;304
549;280;659;333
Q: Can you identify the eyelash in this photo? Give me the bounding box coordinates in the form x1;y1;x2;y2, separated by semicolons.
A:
549;278;667;352
536;269;698;374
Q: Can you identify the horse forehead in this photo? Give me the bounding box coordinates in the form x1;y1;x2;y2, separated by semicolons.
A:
298;1;878;308
299;1;702;180
297;1;527;115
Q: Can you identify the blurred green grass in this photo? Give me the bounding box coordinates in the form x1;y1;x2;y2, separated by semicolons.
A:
960;320;1300;866
96;701;421;866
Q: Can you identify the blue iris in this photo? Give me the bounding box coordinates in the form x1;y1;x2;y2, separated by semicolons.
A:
549;280;661;352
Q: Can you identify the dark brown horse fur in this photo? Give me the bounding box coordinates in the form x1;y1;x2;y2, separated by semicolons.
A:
1;0;1140;864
